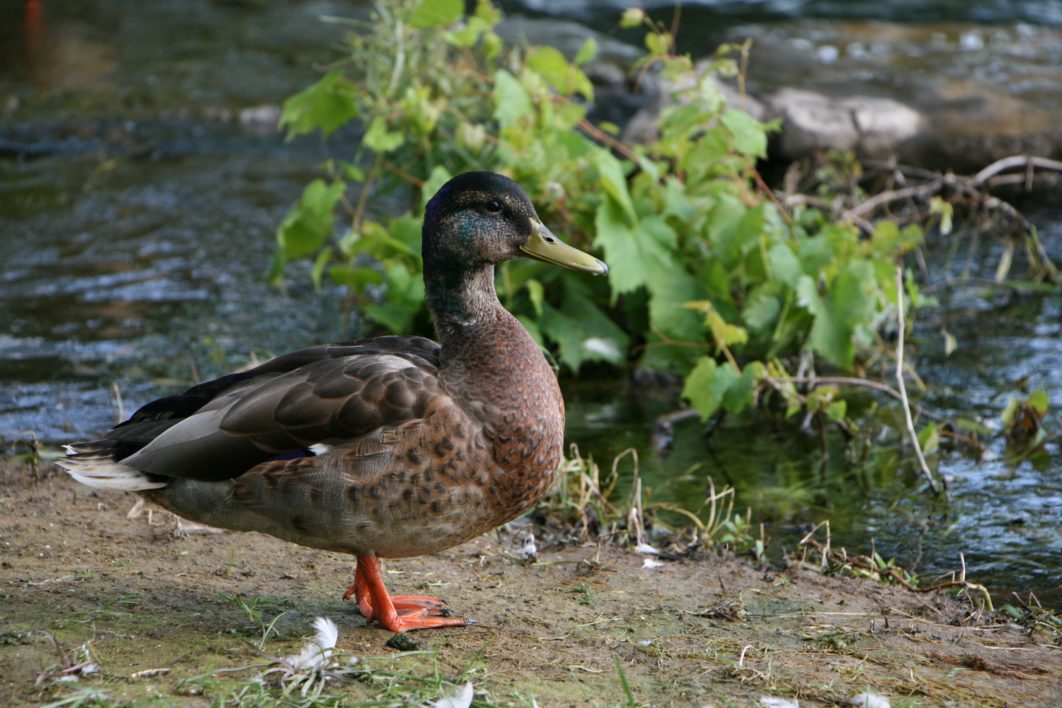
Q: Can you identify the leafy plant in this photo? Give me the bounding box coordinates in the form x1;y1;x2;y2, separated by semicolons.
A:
271;0;935;429
1001;389;1050;450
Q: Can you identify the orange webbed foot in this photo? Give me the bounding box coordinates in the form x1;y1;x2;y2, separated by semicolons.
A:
391;595;451;616
349;555;472;632
377;613;471;632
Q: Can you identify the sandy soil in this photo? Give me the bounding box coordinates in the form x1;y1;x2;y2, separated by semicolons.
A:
1;458;1059;706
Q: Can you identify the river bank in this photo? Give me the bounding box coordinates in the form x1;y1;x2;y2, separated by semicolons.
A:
2;458;1059;706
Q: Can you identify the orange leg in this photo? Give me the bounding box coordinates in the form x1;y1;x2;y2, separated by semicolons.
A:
346;555;470;632
343;560;449;619
343;562;374;618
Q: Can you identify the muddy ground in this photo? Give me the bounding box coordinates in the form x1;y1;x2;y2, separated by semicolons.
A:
1;458;1059;707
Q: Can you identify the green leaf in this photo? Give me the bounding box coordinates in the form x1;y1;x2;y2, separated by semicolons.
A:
474;0;501;25
797;226;844;276
399;84;439;133
364;263;424;333
279;70;358;139
1000;396;1022;429
1000;604;1024;622
1029;389;1050;417
526;46;593;100
493;70;532;127
721;109;767;157
870;220;923;258
796;260;878;368
310;247;333;290
446;16;489;48
645;31;671;57
339;161;365;182
526;278;544;317
955;417;991;436
482;31;502;59
620;8;645;28
648;272;706;342
593;198;674;296
276;179;345;260
539;277;629;370
328;264;383;290
408;0;462;29
574;37;598;66
705;308;748;348
662;177;695;221
723;362;761;414
266;249;285;285
386;215;423;255
421;165;453;209
592;150;636;223
743;284;782;334
930;196;953;235
704;192;746;262
363;117;404;153
825;399;848;423
917;422;940;456
682;358;739;420
767;243;802;287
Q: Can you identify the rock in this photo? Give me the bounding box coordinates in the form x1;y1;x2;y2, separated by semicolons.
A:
620;19;1062;170
767;88;923;159
238;104;281;133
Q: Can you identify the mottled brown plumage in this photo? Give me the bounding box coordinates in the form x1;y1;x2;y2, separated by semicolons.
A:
58;172;607;632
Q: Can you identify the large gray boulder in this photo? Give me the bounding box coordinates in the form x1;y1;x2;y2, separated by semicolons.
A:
768;88;924;159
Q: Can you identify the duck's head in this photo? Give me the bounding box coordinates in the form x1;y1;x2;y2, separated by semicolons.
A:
422;172;607;276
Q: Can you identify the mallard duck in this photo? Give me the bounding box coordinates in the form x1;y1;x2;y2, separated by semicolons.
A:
58;172;607;632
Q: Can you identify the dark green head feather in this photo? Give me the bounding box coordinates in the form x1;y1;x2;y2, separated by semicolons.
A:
422;171;538;272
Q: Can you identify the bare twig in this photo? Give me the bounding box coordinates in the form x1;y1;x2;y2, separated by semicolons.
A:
972;155;1062;185
775;375;947;422
833;154;1060;284
577;118;639;162
844;177;946;221
895;267;943;495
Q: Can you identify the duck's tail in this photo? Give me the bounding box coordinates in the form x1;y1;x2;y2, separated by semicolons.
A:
56;442;168;492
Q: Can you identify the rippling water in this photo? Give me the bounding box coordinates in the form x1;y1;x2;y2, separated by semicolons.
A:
1;0;1059;607
506;0;1062;29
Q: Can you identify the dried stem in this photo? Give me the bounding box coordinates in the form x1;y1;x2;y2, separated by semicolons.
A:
895;267;943;495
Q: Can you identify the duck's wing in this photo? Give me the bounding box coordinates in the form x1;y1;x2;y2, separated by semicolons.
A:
69;336;443;482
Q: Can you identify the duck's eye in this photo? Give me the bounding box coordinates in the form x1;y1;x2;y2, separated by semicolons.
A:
486;200;503;213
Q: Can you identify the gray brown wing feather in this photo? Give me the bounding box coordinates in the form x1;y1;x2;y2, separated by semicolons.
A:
118;340;444;482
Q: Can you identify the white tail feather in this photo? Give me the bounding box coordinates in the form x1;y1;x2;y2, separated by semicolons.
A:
56;456;168;492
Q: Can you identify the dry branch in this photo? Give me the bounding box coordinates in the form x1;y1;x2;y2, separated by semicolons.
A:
895;267;943;495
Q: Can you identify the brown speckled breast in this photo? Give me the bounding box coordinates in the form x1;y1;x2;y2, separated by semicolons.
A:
148;306;565;559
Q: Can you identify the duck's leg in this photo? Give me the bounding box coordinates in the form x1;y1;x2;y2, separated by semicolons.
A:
344;559;451;619
343;563;374;619
353;555;469;632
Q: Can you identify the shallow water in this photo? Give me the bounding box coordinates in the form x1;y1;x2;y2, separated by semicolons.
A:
1;1;1059;608
506;0;1062;30
566;210;1062;607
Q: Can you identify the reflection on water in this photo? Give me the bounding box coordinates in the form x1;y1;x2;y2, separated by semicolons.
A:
1;0;1059;608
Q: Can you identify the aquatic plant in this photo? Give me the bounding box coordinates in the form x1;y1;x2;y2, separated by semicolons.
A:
270;0;1056;488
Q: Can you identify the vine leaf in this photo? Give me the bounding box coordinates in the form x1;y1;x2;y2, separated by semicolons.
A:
280;71;358;139
409;0;462;29
593;197;673;296
796;260;877;368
